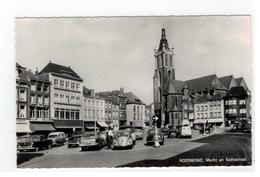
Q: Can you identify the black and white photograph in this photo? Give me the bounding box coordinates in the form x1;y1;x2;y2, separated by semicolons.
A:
15;16;252;168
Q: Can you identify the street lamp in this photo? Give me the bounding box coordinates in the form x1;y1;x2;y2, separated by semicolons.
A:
153;115;160;148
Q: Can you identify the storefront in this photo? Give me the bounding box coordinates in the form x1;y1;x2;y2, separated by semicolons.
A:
16;119;56;136
53;119;83;135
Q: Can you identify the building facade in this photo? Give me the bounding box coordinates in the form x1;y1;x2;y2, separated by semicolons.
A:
125;92;146;127
145;103;154;126
224;86;251;127
193;94;225;129
39;62;84;134
16;63;55;136
83;86;106;131
97;87;127;127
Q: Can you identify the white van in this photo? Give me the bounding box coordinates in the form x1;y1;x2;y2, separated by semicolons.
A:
47;132;66;146
180;120;192;138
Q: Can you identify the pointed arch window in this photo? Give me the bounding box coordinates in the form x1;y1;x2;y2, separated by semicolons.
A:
165;55;168;66
168;70;171;81
170;55;173;67
158;71;162;86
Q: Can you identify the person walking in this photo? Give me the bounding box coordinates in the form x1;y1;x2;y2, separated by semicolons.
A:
107;127;114;149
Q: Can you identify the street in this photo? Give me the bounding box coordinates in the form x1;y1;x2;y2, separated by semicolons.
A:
17;129;251;168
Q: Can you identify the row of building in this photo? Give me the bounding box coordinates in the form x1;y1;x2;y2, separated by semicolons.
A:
153;28;251;129
16;62;150;136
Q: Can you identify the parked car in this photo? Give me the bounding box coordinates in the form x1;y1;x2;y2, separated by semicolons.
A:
146;128;164;145
47;132;66;146
111;129;135;150
161;127;169;135
68;134;82;148
242;122;251;133
17;134;52;152
79;132;106;151
119;126;136;145
134;129;144;140
180;124;192;138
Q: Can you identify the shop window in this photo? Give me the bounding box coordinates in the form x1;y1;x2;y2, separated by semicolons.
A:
60;109;65;119
66;109;70;119
55;108;59;118
76;110;80;120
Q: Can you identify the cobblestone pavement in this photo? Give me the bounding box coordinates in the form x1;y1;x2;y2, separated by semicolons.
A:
18;129;246;168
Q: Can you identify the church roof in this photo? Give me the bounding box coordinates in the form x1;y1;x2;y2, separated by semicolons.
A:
164;80;186;95
39;62;83;81
235;77;243;85
219;75;234;89
158;28;169;50
194;94;212;104
186;74;227;92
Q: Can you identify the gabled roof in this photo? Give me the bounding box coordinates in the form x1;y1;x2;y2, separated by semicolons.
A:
164;80;186;94
18;69;50;83
16;62;26;69
235;77;243;85
219;75;233;89
186;74;226;92
225;86;248;98
97;89;126;98
19;70;36;82
124;92;145;105
39;62;83;81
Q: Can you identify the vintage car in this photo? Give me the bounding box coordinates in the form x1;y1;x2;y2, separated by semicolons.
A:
180;124;192;138
111;129;134;150
17;134;52;152
119;125;136;145
47;132;66;146
134;129;144;140
67;134;82;148
146;128;164;145
79;132;106;151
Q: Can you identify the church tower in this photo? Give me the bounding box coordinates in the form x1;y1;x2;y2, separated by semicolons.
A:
153;28;175;127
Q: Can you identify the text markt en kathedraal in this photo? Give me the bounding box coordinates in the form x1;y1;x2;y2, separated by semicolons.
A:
179;158;247;163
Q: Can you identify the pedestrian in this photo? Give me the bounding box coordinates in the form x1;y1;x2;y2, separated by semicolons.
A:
107;127;114;149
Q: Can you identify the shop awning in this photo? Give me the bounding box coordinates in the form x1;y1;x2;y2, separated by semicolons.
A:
86;126;98;130
16;123;31;133
30;122;56;132
54;125;82;129
97;121;109;127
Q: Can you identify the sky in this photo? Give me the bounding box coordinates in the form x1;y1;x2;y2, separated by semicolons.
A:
16;16;251;105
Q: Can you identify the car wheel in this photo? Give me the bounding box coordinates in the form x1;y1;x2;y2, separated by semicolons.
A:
68;144;71;148
81;147;85;151
160;141;164;145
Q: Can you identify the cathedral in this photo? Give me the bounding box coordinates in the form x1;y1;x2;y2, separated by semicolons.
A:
153;28;193;128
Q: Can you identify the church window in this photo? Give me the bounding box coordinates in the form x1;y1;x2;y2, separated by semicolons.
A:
158;71;162;86
168;70;171;81
165;55;168;66
170;55;173;66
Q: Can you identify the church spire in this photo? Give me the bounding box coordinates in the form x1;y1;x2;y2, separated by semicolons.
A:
159;28;169;50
